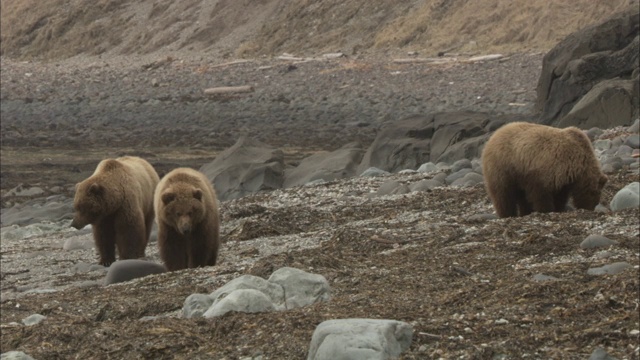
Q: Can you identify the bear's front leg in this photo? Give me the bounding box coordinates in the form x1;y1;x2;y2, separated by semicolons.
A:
188;235;210;268
93;219;116;267
158;226;188;271
114;212;148;260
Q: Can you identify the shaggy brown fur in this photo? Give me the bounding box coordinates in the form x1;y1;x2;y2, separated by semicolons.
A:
71;156;160;266
482;122;607;218
154;168;220;271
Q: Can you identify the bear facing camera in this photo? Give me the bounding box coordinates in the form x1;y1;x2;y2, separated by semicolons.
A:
154;167;220;271
482;122;607;218
71;156;160;266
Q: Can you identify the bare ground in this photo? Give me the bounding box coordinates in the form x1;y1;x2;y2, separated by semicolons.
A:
0;170;639;359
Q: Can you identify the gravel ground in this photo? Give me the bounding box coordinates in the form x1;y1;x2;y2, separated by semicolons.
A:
0;53;540;152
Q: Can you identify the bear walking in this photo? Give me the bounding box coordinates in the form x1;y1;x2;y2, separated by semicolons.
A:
71;156;160;266
154;167;220;271
482;122;607;218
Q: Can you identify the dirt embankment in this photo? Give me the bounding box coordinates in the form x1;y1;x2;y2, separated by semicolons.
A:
1;0;635;61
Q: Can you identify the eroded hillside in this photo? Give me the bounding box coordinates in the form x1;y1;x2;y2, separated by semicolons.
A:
1;0;635;60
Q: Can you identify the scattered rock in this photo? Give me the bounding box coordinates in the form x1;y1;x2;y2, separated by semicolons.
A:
625;134;640;148
417;162;438;173
63;236;94;251
22;314;46;326
610;182;640;211
0;351;36;360
359;167;389;177
588;347;620;360
587;262;632;275
580;235;618;249
409;179;443;192
532;274;559;282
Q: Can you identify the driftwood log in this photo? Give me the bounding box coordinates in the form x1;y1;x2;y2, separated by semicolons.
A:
203;85;254;95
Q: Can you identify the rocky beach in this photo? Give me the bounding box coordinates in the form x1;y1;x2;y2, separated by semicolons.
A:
1;1;639;359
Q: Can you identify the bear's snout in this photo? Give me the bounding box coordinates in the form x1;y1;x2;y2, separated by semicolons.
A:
71;217;87;230
177;217;192;235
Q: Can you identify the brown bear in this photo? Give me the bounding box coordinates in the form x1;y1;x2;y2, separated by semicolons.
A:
482;122;607;218
71;156;160;266
154;167;220;271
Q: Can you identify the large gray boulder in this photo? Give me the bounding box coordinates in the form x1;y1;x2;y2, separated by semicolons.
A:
357;112;522;173
199;137;285;201
307;319;413;360
182;268;330;319
284;142;365;188
104;259;166;285
536;7;639;127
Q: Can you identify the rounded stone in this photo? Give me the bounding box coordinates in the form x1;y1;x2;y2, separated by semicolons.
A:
580;235;618;249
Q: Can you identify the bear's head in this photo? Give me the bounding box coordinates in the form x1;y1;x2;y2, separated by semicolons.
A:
160;186;206;235
71;181;111;229
573;173;608;210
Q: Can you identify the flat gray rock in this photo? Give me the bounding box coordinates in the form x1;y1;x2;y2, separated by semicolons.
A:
104;259;166;285
22;314;46;326
589;347;619;360
587;262;632;275
307;319;413;360
532;274;559;282
0;351;36;360
580;235;618;249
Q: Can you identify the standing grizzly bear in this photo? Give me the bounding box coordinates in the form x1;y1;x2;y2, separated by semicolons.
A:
154;167;220;271
71;156;160;266
482;122;607;218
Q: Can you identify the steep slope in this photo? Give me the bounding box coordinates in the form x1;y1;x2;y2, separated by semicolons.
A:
1;0;635;60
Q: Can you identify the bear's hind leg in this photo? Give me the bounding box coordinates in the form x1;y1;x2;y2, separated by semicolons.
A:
489;185;518;217
528;189;555;214
516;189;533;216
553;186;571;212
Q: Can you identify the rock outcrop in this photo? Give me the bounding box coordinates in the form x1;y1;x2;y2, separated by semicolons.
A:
357;112;526;173
536;7;639;128
199;137;285;201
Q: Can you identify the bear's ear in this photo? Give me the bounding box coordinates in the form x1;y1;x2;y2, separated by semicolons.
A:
89;183;103;195
162;192;176;205
193;189;203;201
